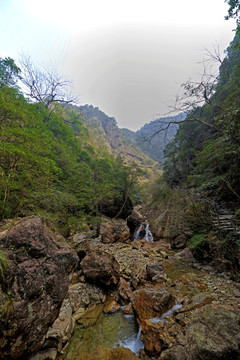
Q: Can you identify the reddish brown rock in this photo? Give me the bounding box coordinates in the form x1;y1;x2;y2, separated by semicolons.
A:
117;277;133;305
0;216;78;360
103;300;120;313
122;303;134;315
141;320;163;356
100;217;130;243
81;248;120;287
131;287;175;322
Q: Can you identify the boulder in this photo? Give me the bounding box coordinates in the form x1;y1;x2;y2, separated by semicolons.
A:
160;346;186;360
100;194;133;219
175;247;195;262
116;277;132;305
68;282;105;313
103;300;120;313
72;230;96;247
44;298;73;352
127;209;144;234
131;287;175;322
122;303;134;315
185;305;240;359
141;320;163;356
100;217;130;243
29;348;57;360
178;292;214;313
171;234;187;250
81;248;120;287
0;216;78;360
146;263;165;282
141;313;183;356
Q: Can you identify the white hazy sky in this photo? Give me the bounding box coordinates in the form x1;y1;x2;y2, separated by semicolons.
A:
0;0;236;130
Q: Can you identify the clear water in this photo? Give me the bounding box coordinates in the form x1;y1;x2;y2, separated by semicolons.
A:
65;310;143;360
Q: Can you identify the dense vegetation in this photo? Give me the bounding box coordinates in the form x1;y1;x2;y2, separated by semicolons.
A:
147;4;240;277
161;32;240;209
0;59;143;235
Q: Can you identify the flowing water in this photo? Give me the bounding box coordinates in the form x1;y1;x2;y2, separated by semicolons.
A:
134;224;143;240
64;301;184;360
134;222;154;242
145;223;154;243
64;310;143;360
149;302;182;323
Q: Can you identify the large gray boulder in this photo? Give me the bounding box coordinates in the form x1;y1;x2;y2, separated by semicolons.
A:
185;305;240;359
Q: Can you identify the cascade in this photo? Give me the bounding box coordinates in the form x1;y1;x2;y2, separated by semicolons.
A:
145;223;154;243
134;222;154;242
149;302;182;323
118;323;144;354
134;224;143;240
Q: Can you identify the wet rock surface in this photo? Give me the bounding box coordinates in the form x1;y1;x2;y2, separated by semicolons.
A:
131;287;175;322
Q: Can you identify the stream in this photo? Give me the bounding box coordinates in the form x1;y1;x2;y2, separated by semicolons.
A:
64;310;142;360
60;223;240;360
64;301;182;360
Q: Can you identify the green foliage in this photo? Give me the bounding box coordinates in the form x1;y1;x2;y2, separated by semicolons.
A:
0;250;7;279
225;0;240;19
0;61;142;234
162;32;240;208
187;233;210;262
187;234;209;250
0;57;21;88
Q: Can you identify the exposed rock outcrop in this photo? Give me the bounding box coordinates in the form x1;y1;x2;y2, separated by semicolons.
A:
81;248;120;287
131;287;175;323
185;305;240;359
127;209;144;234
100;217;130;243
0;216;78;360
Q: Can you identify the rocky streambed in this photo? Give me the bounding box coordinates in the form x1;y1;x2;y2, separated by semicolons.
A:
0;215;240;360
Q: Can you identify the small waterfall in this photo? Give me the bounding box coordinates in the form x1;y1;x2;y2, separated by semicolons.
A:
134;224;143;240
145;223;154;243
118;325;144;354
149;302;182;323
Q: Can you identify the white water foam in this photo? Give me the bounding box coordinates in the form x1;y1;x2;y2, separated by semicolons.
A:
149;302;182;323
118;325;144;354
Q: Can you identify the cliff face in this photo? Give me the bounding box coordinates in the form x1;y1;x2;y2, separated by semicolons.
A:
76;105;185;167
78;105;157;168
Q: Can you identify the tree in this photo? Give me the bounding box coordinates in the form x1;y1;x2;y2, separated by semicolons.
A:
20;55;76;109
0;57;21;88
225;0;240;20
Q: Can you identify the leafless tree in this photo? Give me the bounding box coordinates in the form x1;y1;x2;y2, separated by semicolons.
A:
19;55;77;109
144;45;224;142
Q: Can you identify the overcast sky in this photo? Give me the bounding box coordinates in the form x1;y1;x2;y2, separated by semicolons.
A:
0;0;236;130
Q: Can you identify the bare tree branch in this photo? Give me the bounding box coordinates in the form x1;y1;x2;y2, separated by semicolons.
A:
19;55;77;109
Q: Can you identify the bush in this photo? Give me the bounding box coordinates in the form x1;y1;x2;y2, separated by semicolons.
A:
187;234;210;262
0;249;7;279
